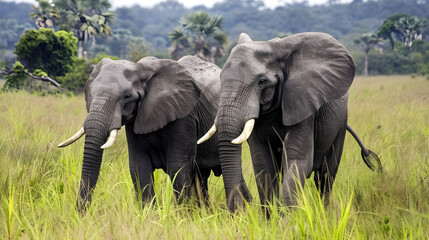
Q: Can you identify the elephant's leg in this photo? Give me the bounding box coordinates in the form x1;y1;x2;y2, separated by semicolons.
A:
126;125;155;204
314;128;346;206
167;158;194;202
194;168;211;206
166;119;197;202
129;153;155;203
248;132;282;207
282;116;315;206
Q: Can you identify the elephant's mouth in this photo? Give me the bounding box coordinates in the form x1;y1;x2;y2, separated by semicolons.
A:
122;114;135;124
122;93;141;125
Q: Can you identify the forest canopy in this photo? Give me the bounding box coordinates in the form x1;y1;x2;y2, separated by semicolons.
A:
1;0;429;93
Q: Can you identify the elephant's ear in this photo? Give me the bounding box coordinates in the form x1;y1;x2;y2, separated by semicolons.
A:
268;33;356;126
236;33;253;45
133;58;201;134
83;58;113;112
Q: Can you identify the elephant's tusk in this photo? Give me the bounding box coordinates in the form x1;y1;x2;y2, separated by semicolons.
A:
231;119;255;144
58;127;85;148
100;129;118;149
197;124;217;144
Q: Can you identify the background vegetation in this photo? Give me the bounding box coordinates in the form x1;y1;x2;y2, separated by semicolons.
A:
1;0;429;92
0;75;427;238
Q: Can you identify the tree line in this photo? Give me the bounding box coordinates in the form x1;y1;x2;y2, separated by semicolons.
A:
1;0;428;93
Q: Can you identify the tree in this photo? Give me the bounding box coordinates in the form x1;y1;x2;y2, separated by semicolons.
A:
56;58;91;93
378;13;428;51
0;19;32;49
0;19;18;48
50;0;116;58
169;29;191;60
3;62;27;91
396;15;427;49
125;37;148;62
354;33;382;76
169;11;228;64
30;0;60;29
15;28;78;77
208;31;229;64
110;28;132;58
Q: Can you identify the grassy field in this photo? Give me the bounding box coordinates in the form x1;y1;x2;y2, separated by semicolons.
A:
0;75;428;239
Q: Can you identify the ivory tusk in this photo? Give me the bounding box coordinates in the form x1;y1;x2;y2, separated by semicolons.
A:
231;119;255;144
197;124;217;144
100;129;118;149
58;127;85;148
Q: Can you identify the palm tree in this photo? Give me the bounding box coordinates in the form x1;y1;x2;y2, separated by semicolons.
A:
170;11;227;63
208;31;228;64
169;29;191;60
395;16;427;50
30;0;61;29
52;0;116;58
378;13;428;51
354;33;382;76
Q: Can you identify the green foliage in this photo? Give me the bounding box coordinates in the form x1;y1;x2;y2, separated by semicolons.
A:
3;61;28;91
125;38;148;62
352;13;429;76
51;0;116;57
377;13;428;50
30;0;60;29
0;18;33;50
14;28;78;77
0;58;5;71
59;23;71;32
57;58;91;93
4;0;429;70
170;11;228;63
377;13;410;49
32;69;47;77
89;54;119;65
352;39;429;76
181;11;223;37
354;33;381;51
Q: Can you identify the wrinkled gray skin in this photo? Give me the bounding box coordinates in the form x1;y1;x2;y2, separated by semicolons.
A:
75;55;251;209
215;32;356;212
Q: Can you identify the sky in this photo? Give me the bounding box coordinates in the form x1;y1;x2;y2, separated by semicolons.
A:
8;0;353;9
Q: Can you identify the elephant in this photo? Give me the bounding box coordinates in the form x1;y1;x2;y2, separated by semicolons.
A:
58;55;252;209
198;32;381;212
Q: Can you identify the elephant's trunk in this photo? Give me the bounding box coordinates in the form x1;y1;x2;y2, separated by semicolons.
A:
218;124;244;211
77;97;122;210
216;81;260;211
77;111;109;209
217;100;252;211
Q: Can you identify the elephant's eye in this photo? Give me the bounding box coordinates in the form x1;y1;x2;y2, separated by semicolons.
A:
258;77;267;88
124;93;132;100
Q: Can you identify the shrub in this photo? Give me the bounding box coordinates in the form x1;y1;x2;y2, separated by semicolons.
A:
89;54;119;65
14;28;77;77
3;61;27;91
57;58;92;93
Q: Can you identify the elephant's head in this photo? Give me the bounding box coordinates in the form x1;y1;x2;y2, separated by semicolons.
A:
58;57;200;209
199;32;355;211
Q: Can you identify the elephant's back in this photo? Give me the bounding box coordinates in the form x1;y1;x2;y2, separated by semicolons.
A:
178;56;221;104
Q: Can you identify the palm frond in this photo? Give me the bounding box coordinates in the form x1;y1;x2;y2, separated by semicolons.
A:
213;31;228;46
169;29;188;42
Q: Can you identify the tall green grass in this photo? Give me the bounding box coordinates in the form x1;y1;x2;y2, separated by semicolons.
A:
0;75;428;239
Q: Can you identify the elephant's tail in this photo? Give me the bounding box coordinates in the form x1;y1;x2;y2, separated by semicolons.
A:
346;124;383;172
